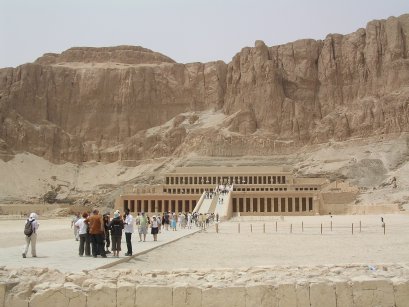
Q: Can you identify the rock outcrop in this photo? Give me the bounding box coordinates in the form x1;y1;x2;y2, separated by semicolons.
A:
0;14;409;162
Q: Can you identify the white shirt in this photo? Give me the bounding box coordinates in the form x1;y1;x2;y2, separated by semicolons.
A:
151;220;158;228
75;218;88;235
124;214;134;233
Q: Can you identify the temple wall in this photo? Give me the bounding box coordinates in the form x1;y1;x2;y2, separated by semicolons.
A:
2;279;409;307
321;192;358;205
320;202;400;215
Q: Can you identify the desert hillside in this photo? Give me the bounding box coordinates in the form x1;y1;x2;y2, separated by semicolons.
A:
0;14;408;205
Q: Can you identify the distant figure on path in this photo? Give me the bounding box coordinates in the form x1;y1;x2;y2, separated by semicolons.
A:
171;213;177;231
137;212;148;242
22;212;39;258
187;212;192;229
151;215;159;241
164;212;170;231
157;214;162;233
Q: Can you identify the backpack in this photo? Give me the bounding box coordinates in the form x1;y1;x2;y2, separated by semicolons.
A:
24;220;34;237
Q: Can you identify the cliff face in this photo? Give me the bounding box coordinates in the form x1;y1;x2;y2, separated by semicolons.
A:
223;15;409;143
0;46;227;162
1;15;409;162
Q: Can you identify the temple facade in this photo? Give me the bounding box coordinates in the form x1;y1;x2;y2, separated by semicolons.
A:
115;166;358;219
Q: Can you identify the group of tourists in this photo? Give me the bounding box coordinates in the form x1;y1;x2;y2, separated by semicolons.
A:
204;184;232;200
73;208;137;258
71;210;211;258
21;209;217;259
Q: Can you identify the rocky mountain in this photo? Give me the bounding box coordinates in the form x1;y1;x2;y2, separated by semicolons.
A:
0;14;409;164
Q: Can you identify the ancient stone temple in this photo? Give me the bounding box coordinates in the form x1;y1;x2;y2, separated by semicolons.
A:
115;167;358;218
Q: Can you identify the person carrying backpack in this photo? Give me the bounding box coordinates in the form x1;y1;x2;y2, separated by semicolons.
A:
22;212;39;258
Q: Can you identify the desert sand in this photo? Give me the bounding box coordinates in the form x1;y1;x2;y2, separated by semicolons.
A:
113;214;409;271
3;214;407;272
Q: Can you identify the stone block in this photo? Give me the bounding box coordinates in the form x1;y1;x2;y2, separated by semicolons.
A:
295;283;310;307
394;281;409;307
277;284;297;307
335;282;353;307
117;282;136;307
64;287;86;307
245;285;276;307
4;294;28;307
202;287;246;307
0;283;5;307
310;283;336;307
135;286;172;307
352;280;394;307
30;288;68;307
173;286;202;307
86;283;116;307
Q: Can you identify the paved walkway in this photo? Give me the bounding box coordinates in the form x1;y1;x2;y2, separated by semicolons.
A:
0;227;201;273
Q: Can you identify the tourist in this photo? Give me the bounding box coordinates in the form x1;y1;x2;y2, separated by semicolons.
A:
151;215;159;241
85;209;107;258
75;212;91;257
22;212;39;258
216;213;219;222
137;212;148;242
157;213;162;233
171;213;177;231
187;212;192;229
199;213;205;229
178;213;183;228
71;212;80;241
123;208;134;256
164;212;169;231
108;210;124;257
103;213;111;254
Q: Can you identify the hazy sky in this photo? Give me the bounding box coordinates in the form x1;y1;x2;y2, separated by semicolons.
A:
1;0;408;68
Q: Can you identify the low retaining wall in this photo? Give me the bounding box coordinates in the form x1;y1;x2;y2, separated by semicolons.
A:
1;266;409;307
2;279;408;307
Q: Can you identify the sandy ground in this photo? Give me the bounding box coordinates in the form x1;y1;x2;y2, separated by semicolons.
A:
113;214;409;271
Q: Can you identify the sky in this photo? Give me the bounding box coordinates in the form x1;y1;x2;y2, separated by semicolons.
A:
0;0;408;68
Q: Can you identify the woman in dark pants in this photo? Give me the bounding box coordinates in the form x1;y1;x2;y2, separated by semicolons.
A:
123;208;134;256
103;213;111;254
108;211;124;257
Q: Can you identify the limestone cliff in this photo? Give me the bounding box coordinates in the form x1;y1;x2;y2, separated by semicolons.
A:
0;14;408;163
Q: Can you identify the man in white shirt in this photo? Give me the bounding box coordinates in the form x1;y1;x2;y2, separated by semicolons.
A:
123;208;134;256
75;212;91;256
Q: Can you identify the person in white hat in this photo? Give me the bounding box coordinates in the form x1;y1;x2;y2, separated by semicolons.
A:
22;213;39;258
108;211;124;257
